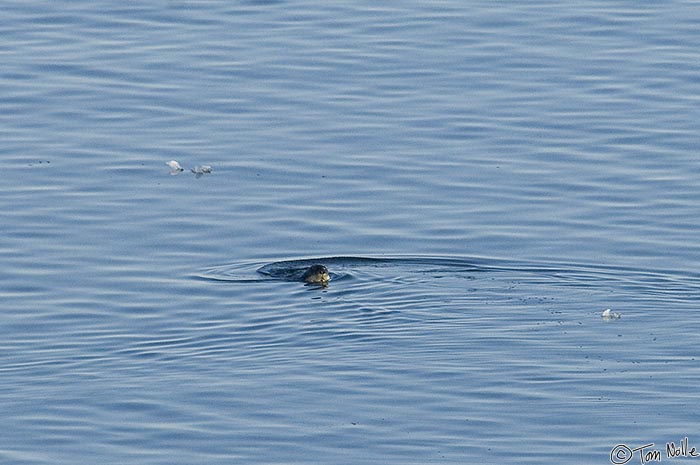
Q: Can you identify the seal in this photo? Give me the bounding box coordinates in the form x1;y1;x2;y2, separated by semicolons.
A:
300;264;331;285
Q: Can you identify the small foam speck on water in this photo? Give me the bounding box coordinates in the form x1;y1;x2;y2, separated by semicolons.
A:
166;160;184;175
191;165;213;178
602;308;621;320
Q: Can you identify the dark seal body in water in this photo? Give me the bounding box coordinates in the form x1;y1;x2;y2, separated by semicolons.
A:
255;261;332;286
300;264;331;285
258;260;331;287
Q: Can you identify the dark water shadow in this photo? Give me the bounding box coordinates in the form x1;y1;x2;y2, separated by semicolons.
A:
197;255;485;284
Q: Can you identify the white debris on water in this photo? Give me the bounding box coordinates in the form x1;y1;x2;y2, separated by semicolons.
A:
191;165;213;178
602;308;621;320
166;160;184;175
166;161;213;177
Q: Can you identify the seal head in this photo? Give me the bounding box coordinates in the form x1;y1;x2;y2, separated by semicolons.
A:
300;264;330;285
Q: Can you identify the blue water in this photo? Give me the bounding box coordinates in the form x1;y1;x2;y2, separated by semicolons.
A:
2;1;700;463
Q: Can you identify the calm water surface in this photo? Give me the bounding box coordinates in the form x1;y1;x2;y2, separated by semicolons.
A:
2;1;700;464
